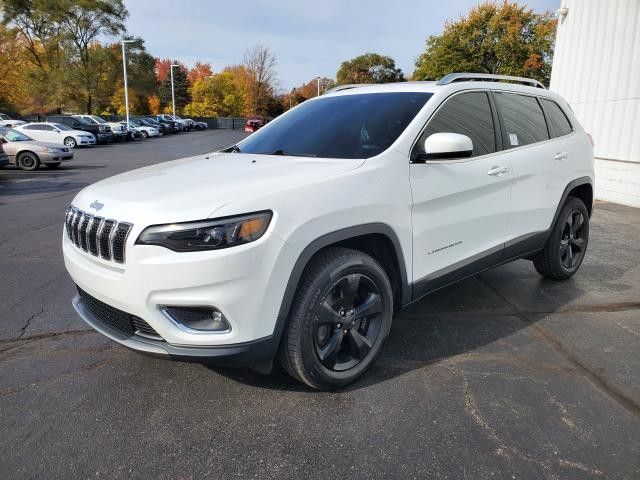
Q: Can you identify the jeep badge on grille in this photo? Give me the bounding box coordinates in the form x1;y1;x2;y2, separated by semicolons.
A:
90;200;104;211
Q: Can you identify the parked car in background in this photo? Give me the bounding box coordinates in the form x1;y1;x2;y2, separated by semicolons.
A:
194;121;208;130
0;113;26;128
244;117;265;132
73;115;127;142
136;117;172;134
0;139;8;167
16;122;96;148
122;120;159;138
0;126;73;170
47;115;112;144
178;117;196;131
152;115;181;133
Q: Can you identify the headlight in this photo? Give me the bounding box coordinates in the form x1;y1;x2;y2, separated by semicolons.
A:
136;211;272;252
42;147;58;153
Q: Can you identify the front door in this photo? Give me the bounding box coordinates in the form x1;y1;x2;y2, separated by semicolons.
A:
410;90;512;293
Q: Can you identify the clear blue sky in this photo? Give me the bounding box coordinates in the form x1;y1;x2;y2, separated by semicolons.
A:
124;0;560;90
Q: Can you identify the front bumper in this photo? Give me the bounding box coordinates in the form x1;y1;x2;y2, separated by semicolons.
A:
72;293;278;364
96;133;112;143
39;151;74;162
63;222;295;360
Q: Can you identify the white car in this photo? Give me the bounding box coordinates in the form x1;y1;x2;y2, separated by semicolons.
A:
63;73;594;390
125;120;160;138
0;113;26;127
73;115;128;141
16;122;96;148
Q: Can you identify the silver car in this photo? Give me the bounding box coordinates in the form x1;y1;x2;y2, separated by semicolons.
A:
0;127;74;171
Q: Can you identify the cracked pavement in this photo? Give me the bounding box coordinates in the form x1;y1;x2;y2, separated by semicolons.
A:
1;131;639;479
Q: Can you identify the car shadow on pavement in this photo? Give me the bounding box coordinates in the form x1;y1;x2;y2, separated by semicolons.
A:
206;265;587;392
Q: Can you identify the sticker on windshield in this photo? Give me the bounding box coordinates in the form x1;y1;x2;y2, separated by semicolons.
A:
509;133;519;146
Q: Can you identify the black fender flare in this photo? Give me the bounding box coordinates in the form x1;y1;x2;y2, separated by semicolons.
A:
268;223;409;352
549;176;594;230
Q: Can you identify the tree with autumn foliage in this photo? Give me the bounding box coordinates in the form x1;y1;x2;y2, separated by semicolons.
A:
188;61;213;84
184;72;244;117
413;1;556;85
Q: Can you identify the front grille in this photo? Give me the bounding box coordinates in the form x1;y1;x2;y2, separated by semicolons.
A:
77;287;163;341
65;206;132;264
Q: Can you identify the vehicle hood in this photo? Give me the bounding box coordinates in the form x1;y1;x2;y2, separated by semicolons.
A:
72;152;363;224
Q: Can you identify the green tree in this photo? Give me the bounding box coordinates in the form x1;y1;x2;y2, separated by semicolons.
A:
184;72;245;117
2;0;129;113
158;62;190;114
413;1;556;85
336;53;404;84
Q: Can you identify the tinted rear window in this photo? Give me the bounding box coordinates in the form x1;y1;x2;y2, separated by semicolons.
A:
237;92;432;159
494;93;549;148
540;98;573;137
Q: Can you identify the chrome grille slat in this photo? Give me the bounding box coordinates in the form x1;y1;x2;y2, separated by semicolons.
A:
65;206;133;264
99;220;116;261
78;214;91;251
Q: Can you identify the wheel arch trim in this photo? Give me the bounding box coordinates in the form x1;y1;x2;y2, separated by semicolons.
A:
272;223;410;349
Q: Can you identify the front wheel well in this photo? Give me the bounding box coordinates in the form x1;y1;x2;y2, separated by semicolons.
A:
316;233;405;310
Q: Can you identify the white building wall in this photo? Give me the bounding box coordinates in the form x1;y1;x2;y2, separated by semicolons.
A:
550;0;640;207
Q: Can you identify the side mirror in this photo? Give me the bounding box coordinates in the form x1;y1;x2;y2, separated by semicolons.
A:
413;133;473;162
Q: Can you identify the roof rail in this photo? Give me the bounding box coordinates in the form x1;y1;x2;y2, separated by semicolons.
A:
323;84;364;95
436;73;546;89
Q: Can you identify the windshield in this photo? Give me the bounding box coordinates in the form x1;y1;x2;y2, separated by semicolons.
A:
236;92;431;159
53;123;73;131
0;114;9;120
92;117;106;123
2;128;32;141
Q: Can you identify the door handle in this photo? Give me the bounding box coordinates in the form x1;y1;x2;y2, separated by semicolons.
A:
554;152;568;161
487;165;508;176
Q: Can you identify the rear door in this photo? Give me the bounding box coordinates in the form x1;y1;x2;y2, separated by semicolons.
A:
492;92;562;244
410;90;512;291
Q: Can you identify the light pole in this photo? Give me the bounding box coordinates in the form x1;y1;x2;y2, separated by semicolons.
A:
121;38;135;127
170;64;179;117
316;77;321;96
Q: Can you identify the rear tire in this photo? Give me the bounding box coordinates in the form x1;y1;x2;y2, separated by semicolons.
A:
279;247;393;390
17;152;40;171
533;196;590;280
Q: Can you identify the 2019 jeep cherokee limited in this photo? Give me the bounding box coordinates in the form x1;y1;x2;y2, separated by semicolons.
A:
63;73;594;390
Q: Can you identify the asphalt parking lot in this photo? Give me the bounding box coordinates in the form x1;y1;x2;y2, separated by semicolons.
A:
1;130;639;479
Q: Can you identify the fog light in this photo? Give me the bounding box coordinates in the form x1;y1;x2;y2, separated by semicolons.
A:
162;306;230;332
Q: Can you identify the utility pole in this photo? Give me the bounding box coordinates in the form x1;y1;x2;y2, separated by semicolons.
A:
121;38;135;127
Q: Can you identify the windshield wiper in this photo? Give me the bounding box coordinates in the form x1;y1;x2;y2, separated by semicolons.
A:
267;150;318;157
221;144;241;153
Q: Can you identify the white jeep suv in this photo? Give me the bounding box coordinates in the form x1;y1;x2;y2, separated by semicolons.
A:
63;73;594;390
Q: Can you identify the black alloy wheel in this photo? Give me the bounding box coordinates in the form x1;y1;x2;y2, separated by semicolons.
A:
559;209;587;270
314;274;383;371
280;247;393;390
533;196;590;280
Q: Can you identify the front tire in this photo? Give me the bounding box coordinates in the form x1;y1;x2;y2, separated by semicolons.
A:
279;247;393;390
63;137;77;148
141;130;149;138
17;152;40;171
533;196;590;280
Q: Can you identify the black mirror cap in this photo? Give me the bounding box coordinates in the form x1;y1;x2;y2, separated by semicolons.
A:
411;149;473;163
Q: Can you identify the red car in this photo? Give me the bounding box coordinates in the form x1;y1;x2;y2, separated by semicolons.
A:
244;117;265;132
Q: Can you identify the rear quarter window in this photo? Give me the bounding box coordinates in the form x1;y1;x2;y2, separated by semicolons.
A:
494;93;549;148
540;98;573;138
